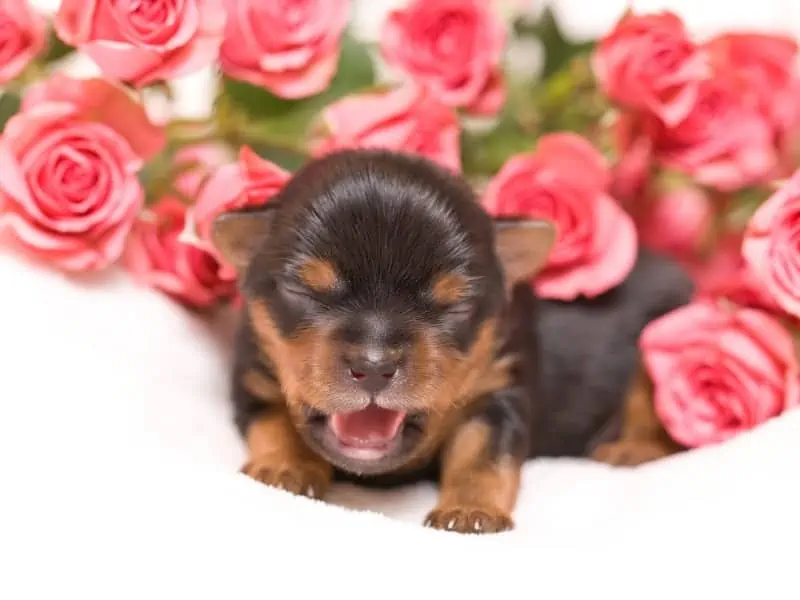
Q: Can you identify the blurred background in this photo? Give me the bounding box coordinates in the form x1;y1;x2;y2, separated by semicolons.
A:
28;0;800;119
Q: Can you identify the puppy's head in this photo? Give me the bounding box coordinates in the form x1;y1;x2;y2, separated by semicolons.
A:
213;150;555;475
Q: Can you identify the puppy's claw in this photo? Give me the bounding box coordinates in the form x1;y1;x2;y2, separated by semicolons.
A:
241;456;330;500
424;506;513;534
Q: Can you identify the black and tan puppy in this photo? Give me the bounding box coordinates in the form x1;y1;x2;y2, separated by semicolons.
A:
212;149;693;534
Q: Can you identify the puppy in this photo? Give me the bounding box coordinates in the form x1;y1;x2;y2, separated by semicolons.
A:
212;149;693;534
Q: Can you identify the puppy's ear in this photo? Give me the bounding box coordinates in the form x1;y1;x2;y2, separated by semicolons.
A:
493;218;556;287
211;207;276;272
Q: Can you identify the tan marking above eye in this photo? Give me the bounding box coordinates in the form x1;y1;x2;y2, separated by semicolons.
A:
298;258;339;293
431;272;469;305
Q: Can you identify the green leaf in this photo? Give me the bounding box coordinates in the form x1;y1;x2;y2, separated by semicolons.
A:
523;55;608;140
724;186;771;231
220;76;297;120
316;32;376;104
514;7;595;80
460;110;536;176
0;92;21;132
41;30;75;64
250;144;308;172
219;31;376;128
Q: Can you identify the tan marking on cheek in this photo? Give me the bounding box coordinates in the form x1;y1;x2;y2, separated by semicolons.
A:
298;258;339;293
431;272;468;305
401;318;510;469
452;319;507;402
468;354;514;400
248;300;341;413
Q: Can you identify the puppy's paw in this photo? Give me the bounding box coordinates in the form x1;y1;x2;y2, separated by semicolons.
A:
591;440;669;467
424;505;514;534
241;455;330;499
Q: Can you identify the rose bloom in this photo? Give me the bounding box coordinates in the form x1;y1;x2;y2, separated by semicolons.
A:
172;143;233;200
125;197;235;309
220;0;349;99
637;186;712;262
610;113;654;205
313;84;461;173
187;146;289;278
0;75;164;271
692;234;786;319
381;0;507;115
55;0;226;87
0;0;47;84
641;300;799;448
593;11;709;127
705;32;800;165
483;133;638;300
743;170;800;319
651;76;776;192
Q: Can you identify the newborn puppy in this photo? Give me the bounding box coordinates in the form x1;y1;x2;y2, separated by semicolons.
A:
212;149;693;534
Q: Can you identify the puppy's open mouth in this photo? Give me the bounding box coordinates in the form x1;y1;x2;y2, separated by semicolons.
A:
328;405;407;460
304;405;426;472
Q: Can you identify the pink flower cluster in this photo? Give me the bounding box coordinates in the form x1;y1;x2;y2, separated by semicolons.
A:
0;1;796;448
0;75;164;271
590;11;800;446
592;12;800;326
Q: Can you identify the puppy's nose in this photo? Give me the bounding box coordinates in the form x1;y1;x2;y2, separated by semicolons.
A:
347;354;399;395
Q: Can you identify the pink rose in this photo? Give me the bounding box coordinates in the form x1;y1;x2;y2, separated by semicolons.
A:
172;143;233;200
187;146;290;278
652;77;776;192
641;300;799;448
125;197;235;309
0;0;47;84
705;33;800;165
742;170;800;319
220;0;349;99
381;0;507;115
0;75;164;271
55;0;226;87
592;11;709;127
610;113;654;206
693;234;787;319
637;186;712;262
483;133;638;300
313;84;461;173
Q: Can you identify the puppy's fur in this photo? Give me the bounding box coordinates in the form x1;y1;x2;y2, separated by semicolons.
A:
213;150;693;534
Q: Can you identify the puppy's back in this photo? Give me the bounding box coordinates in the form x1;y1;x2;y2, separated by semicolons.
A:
531;249;694;458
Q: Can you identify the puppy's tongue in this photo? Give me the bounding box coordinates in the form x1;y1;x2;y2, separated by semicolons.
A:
330;405;406;449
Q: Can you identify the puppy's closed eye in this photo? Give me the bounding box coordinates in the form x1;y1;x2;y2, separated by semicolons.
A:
277;278;322;304
443;302;473;320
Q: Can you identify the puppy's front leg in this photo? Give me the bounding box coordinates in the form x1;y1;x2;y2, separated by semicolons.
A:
425;391;527;534
237;369;332;499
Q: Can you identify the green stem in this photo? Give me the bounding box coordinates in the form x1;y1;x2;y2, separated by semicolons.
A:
165;102;310;161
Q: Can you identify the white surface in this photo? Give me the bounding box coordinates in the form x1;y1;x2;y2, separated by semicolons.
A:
1;249;799;599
